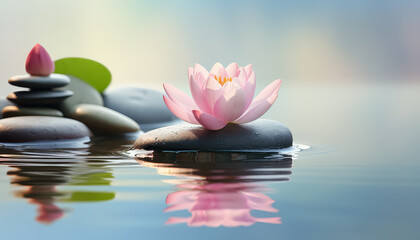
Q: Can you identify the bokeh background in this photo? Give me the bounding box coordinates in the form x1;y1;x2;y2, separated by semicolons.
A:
1;2;420;238
1;0;419;92
0;0;419;157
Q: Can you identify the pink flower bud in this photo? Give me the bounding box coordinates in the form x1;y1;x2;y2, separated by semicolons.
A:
25;44;55;76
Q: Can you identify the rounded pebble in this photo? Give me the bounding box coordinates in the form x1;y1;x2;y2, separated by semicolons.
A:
69;104;140;135
7;90;73;107
8;74;70;89
0;99;15;119
57;75;103;116
133;119;293;151
103;87;178;130
1;106;63;118
0;116;91;143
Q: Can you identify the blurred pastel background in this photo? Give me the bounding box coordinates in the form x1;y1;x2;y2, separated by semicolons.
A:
1;0;420;159
1;1;420;239
1;0;419;154
0;0;419;93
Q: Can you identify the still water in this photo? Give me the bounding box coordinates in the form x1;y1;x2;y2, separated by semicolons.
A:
0;83;419;239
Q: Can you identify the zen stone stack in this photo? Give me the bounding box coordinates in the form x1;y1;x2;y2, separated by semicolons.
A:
3;74;72;118
0;44;93;143
2;44;73;118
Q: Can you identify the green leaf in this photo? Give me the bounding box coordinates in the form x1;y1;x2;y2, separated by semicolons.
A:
59;191;115;202
69;172;114;186
54;57;111;93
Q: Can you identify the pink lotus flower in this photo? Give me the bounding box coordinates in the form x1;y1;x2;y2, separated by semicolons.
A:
163;63;281;130
25;43;55;76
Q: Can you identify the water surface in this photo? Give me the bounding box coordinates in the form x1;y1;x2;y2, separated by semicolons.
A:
0;83;419;240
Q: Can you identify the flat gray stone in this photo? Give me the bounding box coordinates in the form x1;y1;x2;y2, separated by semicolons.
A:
0;99;15;119
8;74;70;89
133;119;293;151
1;106;63;118
7;90;73;107
103;87;178;129
0;116;91;143
135;119;184;132
68;104;140;135
57;75;103;116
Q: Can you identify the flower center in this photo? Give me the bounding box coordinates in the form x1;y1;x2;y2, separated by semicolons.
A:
214;75;233;86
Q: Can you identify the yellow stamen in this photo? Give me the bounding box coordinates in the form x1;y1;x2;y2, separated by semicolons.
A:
214;75;233;86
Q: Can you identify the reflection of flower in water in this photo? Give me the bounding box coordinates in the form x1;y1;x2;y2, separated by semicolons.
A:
165;182;281;227
136;151;293;228
16;186;64;224
35;202;64;224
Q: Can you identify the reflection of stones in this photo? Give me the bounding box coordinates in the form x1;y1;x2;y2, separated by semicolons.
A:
88;136;138;154
2;106;63;118
10;164;69;224
9;164;115;224
8;164;116;203
9;165;72;186
2;140;119;224
0;116;91;143
8;74;70;89
57;75;103;116
134;119;293;151
7;90;74;107
68;104;140;134
103;87;179;131
138;151;293;182
137;151;291;227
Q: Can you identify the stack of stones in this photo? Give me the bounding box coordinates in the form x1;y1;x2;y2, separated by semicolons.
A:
0;43;180;143
2;44;73;118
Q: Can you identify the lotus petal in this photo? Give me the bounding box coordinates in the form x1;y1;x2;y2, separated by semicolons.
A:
214;87;247;122
189;74;212;113
192;110;227;130
163;96;199;124
163;83;196;109
234;94;278;124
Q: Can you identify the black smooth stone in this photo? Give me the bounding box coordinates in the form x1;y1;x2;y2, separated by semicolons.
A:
0;99;15;119
8;74;70;89
103;87;178;130
1;106;63;118
7;90;73;107
0;116;91;143
68;104;140;134
133;119;293;151
58;75;103;116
